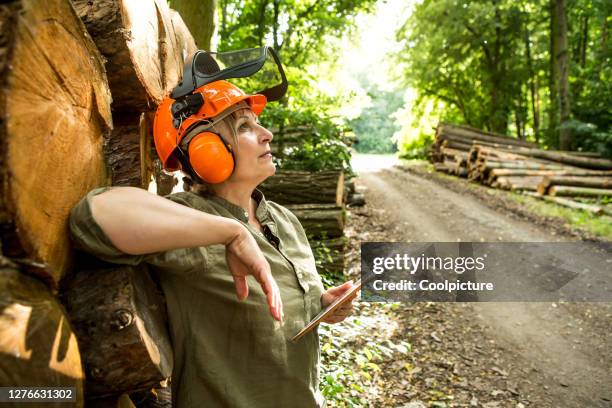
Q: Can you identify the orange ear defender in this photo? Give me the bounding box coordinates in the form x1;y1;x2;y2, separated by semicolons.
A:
178;123;235;184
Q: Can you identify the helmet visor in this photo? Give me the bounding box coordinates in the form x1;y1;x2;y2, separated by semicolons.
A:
171;47;288;102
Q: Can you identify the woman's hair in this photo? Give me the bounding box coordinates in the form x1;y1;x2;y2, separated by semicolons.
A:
182;104;251;194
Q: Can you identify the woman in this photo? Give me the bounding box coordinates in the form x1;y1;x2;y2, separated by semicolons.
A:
69;79;356;407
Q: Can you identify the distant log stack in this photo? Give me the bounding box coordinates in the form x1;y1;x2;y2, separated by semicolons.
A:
430;123;612;215
259;170;345;206
260;168;349;279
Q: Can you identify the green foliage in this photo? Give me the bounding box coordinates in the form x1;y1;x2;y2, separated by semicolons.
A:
310;235;347;287
260;102;354;172
395;0;526;134
348;75;404;154
218;0;377;67
394;0;611;152
217;0;377;170
318;305;412;407
398;131;433;160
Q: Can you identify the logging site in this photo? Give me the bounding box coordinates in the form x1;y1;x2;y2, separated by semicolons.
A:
0;0;610;408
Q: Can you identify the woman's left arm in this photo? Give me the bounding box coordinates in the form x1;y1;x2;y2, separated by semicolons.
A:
320;281;358;324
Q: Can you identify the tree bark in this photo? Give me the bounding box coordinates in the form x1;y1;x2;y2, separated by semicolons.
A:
0;262;84;407
0;0;112;286
62;261;173;397
550;0;571;149
170;0;216;50
526;192;605;215
493;176;543;191
285;204;345;238
500;147;612;170
259;170;345;205
525;23;540;142
72;0;163;112
73;0;197;112
436;123;537;148
538;175;612;195
549;186;612;197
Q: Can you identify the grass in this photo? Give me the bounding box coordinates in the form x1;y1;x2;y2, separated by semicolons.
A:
507;192;612;240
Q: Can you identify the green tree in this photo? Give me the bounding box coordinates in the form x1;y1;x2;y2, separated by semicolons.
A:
348;75;404;154
393;0;610;155
169;0;217;49
216;0;378;170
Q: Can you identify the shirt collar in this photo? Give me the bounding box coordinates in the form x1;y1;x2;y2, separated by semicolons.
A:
202;188;271;223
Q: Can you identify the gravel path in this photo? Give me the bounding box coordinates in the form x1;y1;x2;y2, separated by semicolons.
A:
345;159;611;408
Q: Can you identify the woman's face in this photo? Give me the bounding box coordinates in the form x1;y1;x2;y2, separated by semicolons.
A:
218;106;275;185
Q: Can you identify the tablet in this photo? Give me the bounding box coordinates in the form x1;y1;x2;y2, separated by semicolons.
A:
291;279;361;342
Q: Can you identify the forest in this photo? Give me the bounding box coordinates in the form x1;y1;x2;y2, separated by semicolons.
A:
173;0;611;164
0;0;610;407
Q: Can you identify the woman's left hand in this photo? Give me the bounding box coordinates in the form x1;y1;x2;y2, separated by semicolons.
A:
320;281;358;324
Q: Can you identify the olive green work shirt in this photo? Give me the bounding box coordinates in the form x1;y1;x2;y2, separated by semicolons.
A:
69;187;327;408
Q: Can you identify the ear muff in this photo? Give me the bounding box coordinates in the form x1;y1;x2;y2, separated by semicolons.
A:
187;132;235;184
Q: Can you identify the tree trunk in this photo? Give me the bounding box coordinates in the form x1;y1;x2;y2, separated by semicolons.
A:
62;261;173;397
73;0;197;112
259;170;345;205
526;192;605;215
169;0;216;50
0;0;112;286
549;186;612;197
525;25;540;142
285;204;345;238
538;175;612;195
501;147;612;170
436;123;537;147
550;0;571;149
493;176;543;191
0;263;84;407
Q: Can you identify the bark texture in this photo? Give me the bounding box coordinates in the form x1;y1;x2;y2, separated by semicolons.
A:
62;261;172;397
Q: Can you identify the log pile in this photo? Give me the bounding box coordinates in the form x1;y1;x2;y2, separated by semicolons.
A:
0;0;199;405
260;170;348;279
430;123;612;215
259;170;345;206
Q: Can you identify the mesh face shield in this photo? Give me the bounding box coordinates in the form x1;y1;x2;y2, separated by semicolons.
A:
171;47;288;102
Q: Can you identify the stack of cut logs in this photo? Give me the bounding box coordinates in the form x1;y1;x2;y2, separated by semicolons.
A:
431;123;612;215
259;170;348;278
1;0;198;406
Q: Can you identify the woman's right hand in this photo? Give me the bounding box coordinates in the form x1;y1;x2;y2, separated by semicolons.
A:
225;226;283;321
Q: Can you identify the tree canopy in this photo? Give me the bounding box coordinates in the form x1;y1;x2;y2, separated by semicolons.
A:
394;0;611;156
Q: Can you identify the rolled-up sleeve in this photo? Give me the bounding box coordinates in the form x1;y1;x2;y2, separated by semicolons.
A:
69;187;150;265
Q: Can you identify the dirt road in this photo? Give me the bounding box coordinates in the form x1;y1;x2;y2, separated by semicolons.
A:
352;157;611;408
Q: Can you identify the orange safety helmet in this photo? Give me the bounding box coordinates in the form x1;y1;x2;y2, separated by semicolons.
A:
153;80;267;184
